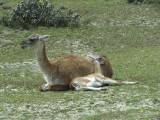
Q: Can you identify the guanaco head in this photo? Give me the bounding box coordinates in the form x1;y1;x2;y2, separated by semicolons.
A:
20;34;50;49
94;55;106;65
88;54;106;64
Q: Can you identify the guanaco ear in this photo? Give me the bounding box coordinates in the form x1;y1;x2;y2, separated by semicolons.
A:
39;35;50;40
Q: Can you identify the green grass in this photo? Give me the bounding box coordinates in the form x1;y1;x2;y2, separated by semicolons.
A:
0;0;160;119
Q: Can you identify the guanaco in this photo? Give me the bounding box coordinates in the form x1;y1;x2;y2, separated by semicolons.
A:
20;34;113;91
70;55;138;91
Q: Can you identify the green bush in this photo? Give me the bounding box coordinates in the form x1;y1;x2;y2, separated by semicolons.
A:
0;0;5;5
127;0;136;3
145;0;160;3
127;0;160;3
2;0;80;29
127;0;144;3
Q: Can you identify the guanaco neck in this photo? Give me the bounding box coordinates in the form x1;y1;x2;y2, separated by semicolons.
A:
34;40;52;73
93;60;102;74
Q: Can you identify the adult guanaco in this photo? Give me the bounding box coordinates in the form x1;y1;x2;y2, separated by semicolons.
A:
70;55;138;91
20;34;113;91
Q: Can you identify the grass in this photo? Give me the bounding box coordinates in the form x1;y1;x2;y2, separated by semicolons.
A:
0;0;160;119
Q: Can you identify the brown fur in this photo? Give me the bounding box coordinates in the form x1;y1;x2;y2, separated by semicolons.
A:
70;56;137;91
20;34;113;91
48;54;113;85
42;52;113;91
39;84;70;92
100;55;113;78
69;78;91;90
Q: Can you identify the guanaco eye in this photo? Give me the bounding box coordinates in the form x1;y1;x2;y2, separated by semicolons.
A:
98;58;102;60
30;39;35;42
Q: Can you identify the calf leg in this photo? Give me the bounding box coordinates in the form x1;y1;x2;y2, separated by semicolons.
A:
39;83;50;92
72;82;106;91
96;77;138;85
79;87;106;91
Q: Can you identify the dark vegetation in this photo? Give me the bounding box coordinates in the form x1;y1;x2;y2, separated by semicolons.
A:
1;0;80;29
127;0;160;3
0;0;159;29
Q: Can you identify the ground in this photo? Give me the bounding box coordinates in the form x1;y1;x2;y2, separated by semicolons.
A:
0;0;160;120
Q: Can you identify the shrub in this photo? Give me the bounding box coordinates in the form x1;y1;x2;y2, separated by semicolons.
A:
127;0;143;3
145;0;160;3
0;0;5;5
2;0;80;29
127;0;136;3
127;0;160;3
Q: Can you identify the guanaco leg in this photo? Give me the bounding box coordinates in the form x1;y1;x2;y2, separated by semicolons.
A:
95;77;138;85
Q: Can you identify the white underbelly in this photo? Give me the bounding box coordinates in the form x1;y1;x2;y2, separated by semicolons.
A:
84;77;102;87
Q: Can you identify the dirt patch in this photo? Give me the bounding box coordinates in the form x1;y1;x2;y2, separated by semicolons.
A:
0;87;159;120
0;59;39;71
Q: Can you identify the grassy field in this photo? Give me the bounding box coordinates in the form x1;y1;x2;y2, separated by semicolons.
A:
0;0;160;119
